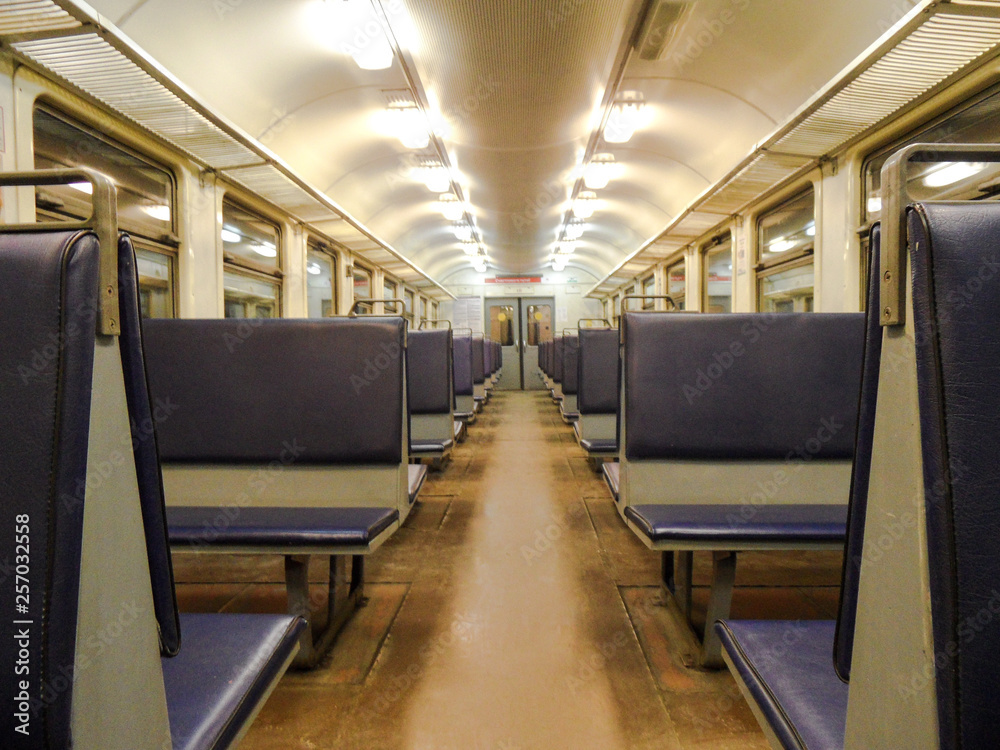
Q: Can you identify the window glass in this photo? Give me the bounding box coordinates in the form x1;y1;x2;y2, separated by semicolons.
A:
612;294;621;327
136;247;175;318
306;248;335;318
383;278;397;302
224;271;279;319
404;290;415;315
420;296;428;322
353;266;372;299
432;302;439;320
759;262;815;313
33;108;174;241
623;285;638;311
526;304;552;345
704;239;732;313
667;260;686;311
490;305;515;345
33;107;177;318
222;199;280;271
758;189;815;265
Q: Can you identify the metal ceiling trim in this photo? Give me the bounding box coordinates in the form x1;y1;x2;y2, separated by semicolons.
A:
1;0;455;299
586;0;1000;297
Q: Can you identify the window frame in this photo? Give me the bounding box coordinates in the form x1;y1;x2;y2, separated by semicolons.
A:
754;186;816;313
702;234;733;313
221;196;283;319
306;237;337;319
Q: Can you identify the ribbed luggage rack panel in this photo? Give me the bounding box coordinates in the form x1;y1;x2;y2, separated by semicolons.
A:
13;34;262;169
225;165;336;223
773;13;1000;157
0;0;79;34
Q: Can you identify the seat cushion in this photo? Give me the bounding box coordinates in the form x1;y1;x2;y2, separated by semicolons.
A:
603;462;620;501
164;613;305;750
411;439;454;454
625;504;847;544
167;506;398;549
580;438;618;454
715;620;847;750
408;464;428;504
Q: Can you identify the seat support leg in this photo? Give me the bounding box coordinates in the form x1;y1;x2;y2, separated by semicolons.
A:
285;554;365;669
699;551;737;668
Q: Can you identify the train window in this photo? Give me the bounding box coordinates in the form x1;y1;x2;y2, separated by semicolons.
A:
491;305;515;345
667;259;686;311
33;106;177;317
624;285;637;311
383;278;397;302
222;199;280;272
306;240;336;318
612;294;621;327
420;296;428;322
703;235;733;313
756;189;814;312
860;85;1000;307
223;270;280;319
526;304;552;345
404;289;415;325
431;301;439;320
641;275;656;309
352;265;372;302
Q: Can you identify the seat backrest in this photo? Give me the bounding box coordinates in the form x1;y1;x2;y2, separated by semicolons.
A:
144;318;406;464
0;230;99;749
453;334;474;397
909;201;1000;747
578;329;618;415
553;336;564;383
118;234;181;656
483;337;493;376
834;225;883;682
408;328;454;415
471;336;485;385
622;312;864;460
562;335;579;396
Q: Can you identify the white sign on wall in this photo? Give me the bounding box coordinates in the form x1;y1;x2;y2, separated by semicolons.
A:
453;296;484;333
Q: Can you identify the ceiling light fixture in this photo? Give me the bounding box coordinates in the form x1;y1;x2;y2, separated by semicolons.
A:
307;262;322;275
438;193;464;221
604;93;645;144
388;101;430;149
584;153;616;189
453;223;473;242
557;241;577;255
418;161;451;192
472;257;488;273
220;227;241;243
552;257;568;272
324;0;395;70
461;240;480;256
572;191;598;219
564;220;585;240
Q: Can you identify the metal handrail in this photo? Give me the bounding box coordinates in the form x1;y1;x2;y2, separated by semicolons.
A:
880;143;1000;326
0;169;119;335
621;294;677;314
349;297;407;316
418;318;451;330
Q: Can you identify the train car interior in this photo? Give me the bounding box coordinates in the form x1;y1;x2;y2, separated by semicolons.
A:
6;1;1000;748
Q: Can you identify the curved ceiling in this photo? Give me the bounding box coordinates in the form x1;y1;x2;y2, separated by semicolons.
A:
87;0;922;287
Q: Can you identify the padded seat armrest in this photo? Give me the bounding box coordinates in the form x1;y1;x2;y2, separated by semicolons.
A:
603;462;620;501
408;464;428;505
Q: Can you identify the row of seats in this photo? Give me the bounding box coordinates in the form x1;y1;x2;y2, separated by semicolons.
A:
0;169;501;748
543;158;1000;744
1;210;304;749
452;334;501;424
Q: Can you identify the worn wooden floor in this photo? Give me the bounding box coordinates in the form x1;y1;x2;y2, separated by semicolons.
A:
172;390;842;749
